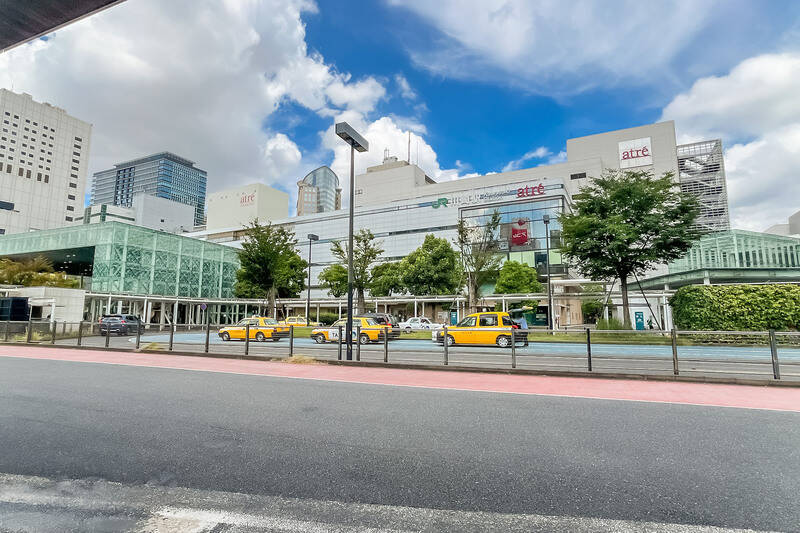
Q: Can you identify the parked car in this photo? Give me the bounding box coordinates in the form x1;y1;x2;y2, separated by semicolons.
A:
281;316;320;326
99;314;143;336
310;317;393;344
359;313;401;338
432;311;526;347
398;316;443;333
218;316;289;342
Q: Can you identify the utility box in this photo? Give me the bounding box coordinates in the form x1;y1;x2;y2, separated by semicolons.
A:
0;297;30;321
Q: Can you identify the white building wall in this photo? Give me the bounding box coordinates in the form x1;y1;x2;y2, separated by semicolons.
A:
132;195;195;233
0;90;92;234
206;183;289;230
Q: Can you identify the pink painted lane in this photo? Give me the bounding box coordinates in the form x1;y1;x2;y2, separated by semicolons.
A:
2;345;799;412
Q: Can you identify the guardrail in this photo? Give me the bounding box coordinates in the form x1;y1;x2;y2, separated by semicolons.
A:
1;320;798;382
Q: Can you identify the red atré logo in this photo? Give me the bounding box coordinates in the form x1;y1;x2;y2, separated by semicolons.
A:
621;146;649;161
517;183;545;198
240;193;256;205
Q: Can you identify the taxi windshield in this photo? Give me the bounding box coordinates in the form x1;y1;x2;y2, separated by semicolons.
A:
262;318;278;325
456;316;477;327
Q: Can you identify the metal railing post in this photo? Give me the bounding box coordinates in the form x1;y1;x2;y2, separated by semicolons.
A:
50;321;57;344
671;328;679;376
443;326;449;366
769;329;780;380
168;323;175;351
289;325;294;357
3;320;8;342
511;327;517;369
104;323;110;348
245;323;250;356
204;315;211;354
77;321;83;346
383;326;389;363
135;320;142;350
586;328;592;372
26;316;33;343
337;326;343;361
355;325;361;361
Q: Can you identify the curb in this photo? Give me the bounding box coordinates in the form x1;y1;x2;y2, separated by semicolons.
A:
3;341;798;388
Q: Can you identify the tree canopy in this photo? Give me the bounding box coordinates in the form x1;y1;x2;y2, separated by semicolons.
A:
369;261;404;297
559;169;699;327
455;211;503;311
400;234;461;296
234;221;307;310
0;256;79;288
493;261;542;294
319;229;383;312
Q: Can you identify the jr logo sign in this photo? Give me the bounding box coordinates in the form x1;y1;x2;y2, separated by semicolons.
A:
618;137;653;169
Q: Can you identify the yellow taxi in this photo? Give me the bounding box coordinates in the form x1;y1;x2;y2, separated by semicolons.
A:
310;317;392;344
433;312;525;348
218;317;289;342
281;315;320;326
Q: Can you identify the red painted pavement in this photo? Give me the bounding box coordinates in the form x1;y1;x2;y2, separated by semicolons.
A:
2;345;799;412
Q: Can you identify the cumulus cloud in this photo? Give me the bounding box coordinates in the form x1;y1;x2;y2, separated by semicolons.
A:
660;53;800;231
502;146;552;172
395;74;418;101
389;0;720;94
0;0;388;207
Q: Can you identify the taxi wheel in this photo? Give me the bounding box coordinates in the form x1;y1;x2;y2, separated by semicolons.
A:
221;332;230;341
255;332;266;342
359;333;370;345
446;335;456;346
496;335;511;348
314;334;326;344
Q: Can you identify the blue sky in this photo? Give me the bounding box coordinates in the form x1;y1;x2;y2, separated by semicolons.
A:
2;0;799;230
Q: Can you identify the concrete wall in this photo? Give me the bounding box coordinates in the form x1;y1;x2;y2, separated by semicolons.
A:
132;195;195;233
206;183;289;230
10;286;86;322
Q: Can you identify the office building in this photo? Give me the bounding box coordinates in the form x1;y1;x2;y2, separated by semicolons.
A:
74;194;196;233
764;209;800;238
91;152;207;226
296;166;341;215
0;89;92;234
206;183;289;231
676;140;730;232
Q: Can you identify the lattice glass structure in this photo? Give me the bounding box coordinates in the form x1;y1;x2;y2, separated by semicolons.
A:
677;140;731;232
669;230;800;273
0;222;240;297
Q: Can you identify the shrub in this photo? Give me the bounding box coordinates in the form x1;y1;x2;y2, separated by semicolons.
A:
317;312;340;325
670;284;800;331
596;317;627;330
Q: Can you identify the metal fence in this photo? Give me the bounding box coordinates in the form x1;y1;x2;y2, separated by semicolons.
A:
2;320;798;382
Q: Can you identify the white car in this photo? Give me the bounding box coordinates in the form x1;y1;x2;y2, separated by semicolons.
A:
398;316;443;333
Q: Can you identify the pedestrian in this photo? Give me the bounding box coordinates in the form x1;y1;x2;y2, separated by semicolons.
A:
517;314;529;347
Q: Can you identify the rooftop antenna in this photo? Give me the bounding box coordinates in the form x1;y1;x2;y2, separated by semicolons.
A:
416;140;419;166
407;131;411;163
383;147;389;162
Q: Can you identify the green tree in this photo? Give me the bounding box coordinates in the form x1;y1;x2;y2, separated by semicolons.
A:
0;256;79;288
234;221;307;312
455;211;503;312
580;283;605;324
400;234;461;296
559;169;700;328
370;262;404;297
323;229;383;313
318;264;348;298
493;261;543;294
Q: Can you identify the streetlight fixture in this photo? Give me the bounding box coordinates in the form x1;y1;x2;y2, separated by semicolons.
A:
305;233;319;326
335;122;368;360
542;214;554;332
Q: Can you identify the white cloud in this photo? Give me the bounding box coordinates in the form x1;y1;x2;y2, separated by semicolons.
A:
502;146;552;172
389;0;719;94
394;74;417;101
0;0;387;205
660;53;800;231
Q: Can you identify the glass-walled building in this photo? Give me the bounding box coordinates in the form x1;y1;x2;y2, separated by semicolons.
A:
92;152;207;226
296;166;340;215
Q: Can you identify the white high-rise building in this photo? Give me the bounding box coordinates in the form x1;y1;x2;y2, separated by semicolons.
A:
0;89;92;235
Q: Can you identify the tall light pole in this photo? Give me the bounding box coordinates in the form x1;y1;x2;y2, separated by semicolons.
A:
542;214;554;331
305;233;319;326
335;122;368;360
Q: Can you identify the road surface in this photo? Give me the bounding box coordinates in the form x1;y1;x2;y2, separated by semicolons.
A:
1;347;799;531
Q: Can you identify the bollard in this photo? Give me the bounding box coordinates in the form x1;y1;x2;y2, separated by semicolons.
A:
443;326;449;366
289;325;294;357
62;322;67;335
356;326;361;362
204;317;211;354
511;327;517;369
26;316;33;343
77;321;83;346
245;323;250;356
3;320;8;342
383;326;389;363
168;323;175;351
135;320;142;350
105;322;111;348
51;321;57;344
586;328;592;372
671;329;679;376
337;326;343;361
769;329;780;380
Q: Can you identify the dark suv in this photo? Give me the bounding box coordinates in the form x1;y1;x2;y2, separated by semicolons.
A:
360;313;401;338
99;314;143;336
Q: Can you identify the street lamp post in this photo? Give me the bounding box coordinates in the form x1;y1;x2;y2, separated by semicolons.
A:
335;122;368;360
542;214;554;332
305;233;319;326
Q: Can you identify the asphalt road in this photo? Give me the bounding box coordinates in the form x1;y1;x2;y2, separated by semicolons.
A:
1;355;798;531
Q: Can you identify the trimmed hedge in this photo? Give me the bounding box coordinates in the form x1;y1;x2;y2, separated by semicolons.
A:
669;284;800;331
